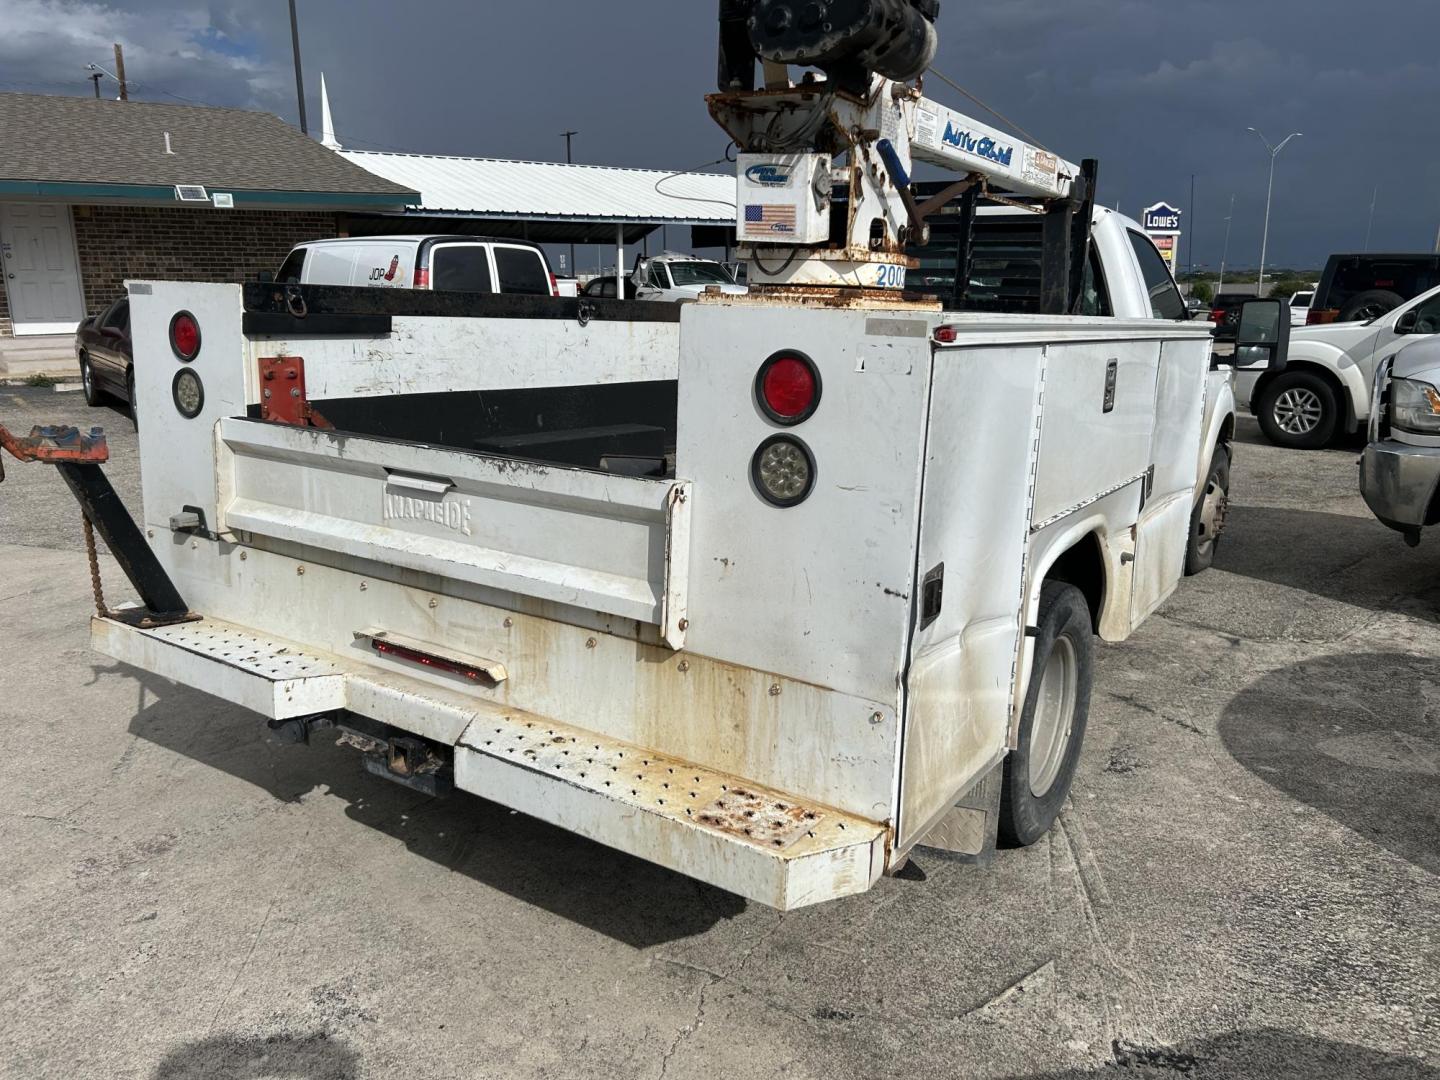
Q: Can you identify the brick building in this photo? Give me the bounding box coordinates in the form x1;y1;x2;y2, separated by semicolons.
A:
0;93;416;338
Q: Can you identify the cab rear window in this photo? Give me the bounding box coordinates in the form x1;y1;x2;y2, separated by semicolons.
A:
494;247;550;296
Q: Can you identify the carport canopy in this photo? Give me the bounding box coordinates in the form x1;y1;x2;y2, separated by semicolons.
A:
338;150;739;289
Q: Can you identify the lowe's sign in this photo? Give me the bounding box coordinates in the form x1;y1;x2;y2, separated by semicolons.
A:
1143;202;1183;233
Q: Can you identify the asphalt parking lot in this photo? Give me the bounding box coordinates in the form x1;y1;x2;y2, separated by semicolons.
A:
2;384;1438;1080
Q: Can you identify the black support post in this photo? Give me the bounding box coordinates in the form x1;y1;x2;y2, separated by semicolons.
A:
56;463;191;620
952;185;979;310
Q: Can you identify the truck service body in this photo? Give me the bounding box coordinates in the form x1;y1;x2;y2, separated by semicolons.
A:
1;1;1249;910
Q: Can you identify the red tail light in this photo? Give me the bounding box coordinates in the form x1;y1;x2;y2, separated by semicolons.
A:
169;310;201;361
549;273;560;298
755;351;821;425
413;266;430;289
1308;308;1338;325
1210;310;1224;324
371;638;494;685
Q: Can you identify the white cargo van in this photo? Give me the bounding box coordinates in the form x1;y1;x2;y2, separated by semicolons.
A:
276;235;560;298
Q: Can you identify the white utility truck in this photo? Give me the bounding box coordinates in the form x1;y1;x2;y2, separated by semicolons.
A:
1;0;1275;910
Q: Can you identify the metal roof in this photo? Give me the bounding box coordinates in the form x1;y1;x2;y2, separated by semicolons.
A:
338;151;736;226
0;94;417;209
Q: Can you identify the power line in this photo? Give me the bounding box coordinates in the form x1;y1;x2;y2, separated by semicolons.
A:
924;66;1051;154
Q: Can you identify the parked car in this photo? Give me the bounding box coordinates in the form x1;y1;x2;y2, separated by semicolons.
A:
1288;288;1315;326
1209;292;1253;337
75;295;135;422
635;253;748;302
277;235;560;297
1360;336;1440;545
580;276;638;300
1307;253;1440;326
1237;282;1440;448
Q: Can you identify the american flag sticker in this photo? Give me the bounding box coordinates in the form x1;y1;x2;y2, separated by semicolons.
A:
744;203;797;236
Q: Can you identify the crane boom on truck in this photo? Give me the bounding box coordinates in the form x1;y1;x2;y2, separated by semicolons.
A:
0;1;1278;911
712;0;1087;293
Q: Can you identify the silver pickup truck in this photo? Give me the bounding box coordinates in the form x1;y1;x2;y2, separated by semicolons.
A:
1361;337;1440;546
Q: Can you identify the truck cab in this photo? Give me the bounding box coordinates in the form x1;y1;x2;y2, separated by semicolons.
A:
634;253;748;302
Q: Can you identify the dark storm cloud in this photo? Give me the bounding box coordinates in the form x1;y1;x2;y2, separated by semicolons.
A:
4;0;1437;268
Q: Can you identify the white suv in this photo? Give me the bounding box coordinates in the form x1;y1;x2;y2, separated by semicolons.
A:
1238;283;1440;449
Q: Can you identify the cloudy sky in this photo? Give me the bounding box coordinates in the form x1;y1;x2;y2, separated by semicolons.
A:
3;0;1437;271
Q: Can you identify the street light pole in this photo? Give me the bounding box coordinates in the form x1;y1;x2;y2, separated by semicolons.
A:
1364;184;1379;253
1247;127;1302;295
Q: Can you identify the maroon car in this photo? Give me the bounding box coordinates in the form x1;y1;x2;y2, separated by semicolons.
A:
75;295;135;422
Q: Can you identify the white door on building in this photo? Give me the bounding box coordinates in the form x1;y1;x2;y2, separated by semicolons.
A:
1;203;85;335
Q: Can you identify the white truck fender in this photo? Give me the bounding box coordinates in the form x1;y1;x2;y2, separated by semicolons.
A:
1278;339;1373;430
1196;372;1237;493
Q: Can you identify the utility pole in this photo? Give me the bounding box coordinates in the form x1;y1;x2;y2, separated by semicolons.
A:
1217;193;1235;296
1187;173;1196;275
112;43;128;101
1247;127;1302;295
1364;184;1379;253
561;130;578;276
288;0;308;134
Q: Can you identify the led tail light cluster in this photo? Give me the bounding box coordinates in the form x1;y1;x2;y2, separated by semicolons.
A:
751;351;821;507
168;310;204;418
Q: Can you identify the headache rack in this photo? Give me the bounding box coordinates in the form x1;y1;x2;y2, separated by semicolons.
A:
904;164;1100;316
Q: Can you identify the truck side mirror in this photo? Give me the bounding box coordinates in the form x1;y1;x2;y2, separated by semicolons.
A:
1225;298;1291;371
1395;309;1420;335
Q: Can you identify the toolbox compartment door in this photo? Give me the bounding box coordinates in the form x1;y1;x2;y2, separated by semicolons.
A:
217;418;691;647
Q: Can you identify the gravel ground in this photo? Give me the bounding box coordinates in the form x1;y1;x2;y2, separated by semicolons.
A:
1;385;1437;1080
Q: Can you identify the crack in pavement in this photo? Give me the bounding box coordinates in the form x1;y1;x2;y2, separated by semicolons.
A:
653;915;786;1079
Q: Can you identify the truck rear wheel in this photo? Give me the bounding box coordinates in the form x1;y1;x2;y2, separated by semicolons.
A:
1185;445;1231;575
999;581;1093;847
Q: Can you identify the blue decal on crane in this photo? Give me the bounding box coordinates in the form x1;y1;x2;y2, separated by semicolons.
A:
745;164;794;187
941;122;1014;168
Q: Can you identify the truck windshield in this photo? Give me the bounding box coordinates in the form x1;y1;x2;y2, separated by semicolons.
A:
667;262;734;287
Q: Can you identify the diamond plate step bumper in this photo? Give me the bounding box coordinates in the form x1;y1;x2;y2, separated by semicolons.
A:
92;615;887;910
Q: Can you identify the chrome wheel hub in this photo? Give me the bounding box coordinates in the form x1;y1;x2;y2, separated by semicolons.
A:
1197;478;1229;555
1029;636;1078;798
1273;388;1323;435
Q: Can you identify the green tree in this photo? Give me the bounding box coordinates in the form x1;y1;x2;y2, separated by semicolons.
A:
1190;280;1214;304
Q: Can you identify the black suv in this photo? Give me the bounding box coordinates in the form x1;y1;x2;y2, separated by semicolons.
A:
1308;253;1440;325
1209;292;1253;337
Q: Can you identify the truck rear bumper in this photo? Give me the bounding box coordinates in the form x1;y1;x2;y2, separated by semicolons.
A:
93;614;887;911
